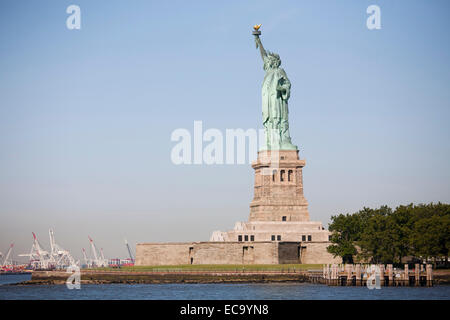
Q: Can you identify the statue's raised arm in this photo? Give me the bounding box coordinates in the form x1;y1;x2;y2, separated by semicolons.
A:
252;24;266;61
254;35;267;61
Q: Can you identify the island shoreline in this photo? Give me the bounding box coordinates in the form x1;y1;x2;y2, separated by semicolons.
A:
11;269;450;286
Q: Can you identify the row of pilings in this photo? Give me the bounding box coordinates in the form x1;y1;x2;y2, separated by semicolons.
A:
319;263;433;287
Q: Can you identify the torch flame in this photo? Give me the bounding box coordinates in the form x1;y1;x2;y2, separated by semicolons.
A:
253;24;261;31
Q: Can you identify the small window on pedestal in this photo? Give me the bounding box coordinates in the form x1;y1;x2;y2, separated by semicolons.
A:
250;235;254;241
282;216;287;221
308;235;312;241
271;235;275;241
238;235;242;242
244;235;249;241
277;235;281;241
302;235;306;241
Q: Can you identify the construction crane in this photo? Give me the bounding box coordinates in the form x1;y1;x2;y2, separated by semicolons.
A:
19;230;77;270
88;236;99;265
49;229;76;267
1;243;14;266
88;236;107;267
124;238;134;262
82;248;90;268
19;232;53;269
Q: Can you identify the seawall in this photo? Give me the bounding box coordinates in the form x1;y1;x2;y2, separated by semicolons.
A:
16;269;450;285
22;270;310;285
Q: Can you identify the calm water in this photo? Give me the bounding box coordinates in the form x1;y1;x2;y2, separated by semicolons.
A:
1;274;449;300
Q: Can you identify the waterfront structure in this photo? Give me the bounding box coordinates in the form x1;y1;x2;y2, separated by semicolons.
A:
136;26;341;266
19;230;76;270
321;264;433;287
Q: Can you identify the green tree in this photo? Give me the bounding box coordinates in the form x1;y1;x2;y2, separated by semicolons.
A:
411;213;450;266
327;203;450;265
358;206;398;263
391;204;414;263
327;212;365;263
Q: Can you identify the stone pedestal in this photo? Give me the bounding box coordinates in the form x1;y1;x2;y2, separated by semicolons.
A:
249;150;309;222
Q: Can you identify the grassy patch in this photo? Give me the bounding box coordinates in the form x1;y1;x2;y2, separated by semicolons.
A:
89;264;322;272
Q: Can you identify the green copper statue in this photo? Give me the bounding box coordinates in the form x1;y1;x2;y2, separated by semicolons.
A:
253;25;297;151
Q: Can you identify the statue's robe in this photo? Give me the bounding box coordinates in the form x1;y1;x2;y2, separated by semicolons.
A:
262;64;294;149
262;67;290;127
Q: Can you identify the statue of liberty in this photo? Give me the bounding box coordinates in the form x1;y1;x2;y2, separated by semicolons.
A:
253;25;297;151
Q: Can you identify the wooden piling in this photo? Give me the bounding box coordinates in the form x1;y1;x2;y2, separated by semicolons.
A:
346;264;352;286
379;264;385;286
355;264;361;286
387;264;393;286
426;264;433;287
333;264;339;286
415;264;420;286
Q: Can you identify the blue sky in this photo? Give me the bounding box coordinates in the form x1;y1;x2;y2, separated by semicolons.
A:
0;0;449;261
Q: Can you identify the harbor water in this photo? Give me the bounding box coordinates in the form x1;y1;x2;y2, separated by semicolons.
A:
1;274;449;300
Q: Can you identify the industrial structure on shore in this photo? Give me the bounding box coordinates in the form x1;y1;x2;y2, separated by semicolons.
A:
1;231;135;272
18;230;77;270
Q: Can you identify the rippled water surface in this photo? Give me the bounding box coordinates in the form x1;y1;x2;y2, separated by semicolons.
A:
1;274;449;300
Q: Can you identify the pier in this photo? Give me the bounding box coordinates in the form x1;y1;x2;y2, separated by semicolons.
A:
321;263;434;287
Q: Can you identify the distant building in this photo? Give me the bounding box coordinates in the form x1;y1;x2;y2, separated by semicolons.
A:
108;258;134;267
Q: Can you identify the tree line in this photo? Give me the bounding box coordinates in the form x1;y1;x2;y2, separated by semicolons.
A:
327;203;450;266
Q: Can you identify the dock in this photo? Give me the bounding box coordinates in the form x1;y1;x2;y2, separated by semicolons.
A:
320;263;434;287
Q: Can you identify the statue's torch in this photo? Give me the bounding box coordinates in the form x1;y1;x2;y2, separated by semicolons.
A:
252;24;262;48
252;24;262;35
